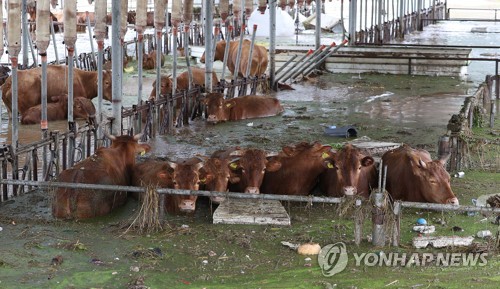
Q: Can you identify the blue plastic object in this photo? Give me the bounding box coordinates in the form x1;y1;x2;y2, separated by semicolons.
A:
416;218;427;225
324;125;358;138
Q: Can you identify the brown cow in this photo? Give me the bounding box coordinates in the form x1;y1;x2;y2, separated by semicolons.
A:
143;50;165;70
226;148;282;194
200;39;268;77
204;93;284;124
1;65;112;117
260;142;334;196
0;65;10;86
21;94;96;125
319;144;378;198
132;158;203;214
52;133;151;219
199;152;241;204
26;4;61;33
381;145;459;205
150;68;219;99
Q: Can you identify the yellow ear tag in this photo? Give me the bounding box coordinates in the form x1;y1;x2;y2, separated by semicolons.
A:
322;152;329;159
226;103;232;107
140;150;146;156
230;163;238;170
200;178;206;183
327;163;334;169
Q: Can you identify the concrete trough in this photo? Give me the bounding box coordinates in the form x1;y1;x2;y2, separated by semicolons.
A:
213;198;291;226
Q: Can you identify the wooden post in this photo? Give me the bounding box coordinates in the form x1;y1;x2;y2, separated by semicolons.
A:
372;192;386;247
437;135;450;159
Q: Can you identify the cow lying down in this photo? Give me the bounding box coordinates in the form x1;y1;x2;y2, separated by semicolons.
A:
204;93;284;124
21;94;96;125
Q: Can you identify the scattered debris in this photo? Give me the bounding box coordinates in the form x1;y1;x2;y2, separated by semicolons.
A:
412;225;435;234
454;171;465;178
131;247;163;259
90;258;105;265
413;236;474;249
297;243;321;255
208;250;217;257
416;218;427;225
281;241;299;251
51;255;63;266
130;266;140;272
486;194;500;208
476;230;492;238
127;276;148;289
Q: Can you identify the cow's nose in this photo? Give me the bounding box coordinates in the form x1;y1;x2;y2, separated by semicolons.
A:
245;187;260;194
207;115;218;124
446;197;459;205
210;196;226;204
179;200;196;212
343;186;357;196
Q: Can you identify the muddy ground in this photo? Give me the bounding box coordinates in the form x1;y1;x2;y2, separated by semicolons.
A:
0;67;499;288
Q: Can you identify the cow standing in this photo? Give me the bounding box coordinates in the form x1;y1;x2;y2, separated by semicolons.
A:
381;145;459;205
132;158;204;214
204;93;284;124
149;68;219;99
261;142;333;196
21;94;96;125
200;39;268;77
319;144;378;198
1;65;112;117
52;133;151;219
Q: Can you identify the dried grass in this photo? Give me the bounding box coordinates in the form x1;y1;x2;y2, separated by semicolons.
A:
122;185;163;235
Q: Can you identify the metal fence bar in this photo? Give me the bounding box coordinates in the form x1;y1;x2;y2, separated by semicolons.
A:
0;179;345;204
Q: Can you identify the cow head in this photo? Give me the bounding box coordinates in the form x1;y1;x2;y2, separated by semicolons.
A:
127;10;136;24
73;97;96;123
150;75;173;100
105;133;150;157
199;157;234;204
204;93;230;124
166;159;204;213
410;154;459;205
102;70;113;101
324;144;375;197
229;149;281;194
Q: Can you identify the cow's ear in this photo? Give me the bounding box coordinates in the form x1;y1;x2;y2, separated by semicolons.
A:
266;160;282;172
361;156;374;167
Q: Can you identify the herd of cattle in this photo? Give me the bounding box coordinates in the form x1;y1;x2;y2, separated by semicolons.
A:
0;31;459;220
51;132;459;220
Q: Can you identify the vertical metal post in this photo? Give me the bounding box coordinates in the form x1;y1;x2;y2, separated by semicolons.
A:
221;25;232;80
205;0;214;92
41;56;48;176
21;0;29;68
112;0;122;135
349;0;357;45
270;1;277;89
233;2;245;82
315;0;321;49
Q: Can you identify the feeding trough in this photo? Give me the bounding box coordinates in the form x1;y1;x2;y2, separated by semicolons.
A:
213;198;291;226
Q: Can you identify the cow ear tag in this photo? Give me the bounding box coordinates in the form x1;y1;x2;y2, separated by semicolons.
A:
226;103;232;107
140;150;146;156
200;177;206;183
321;152;329;159
327;163;334;169
230;163;238;170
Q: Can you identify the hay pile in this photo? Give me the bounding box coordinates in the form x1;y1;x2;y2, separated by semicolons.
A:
123;186;163;235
